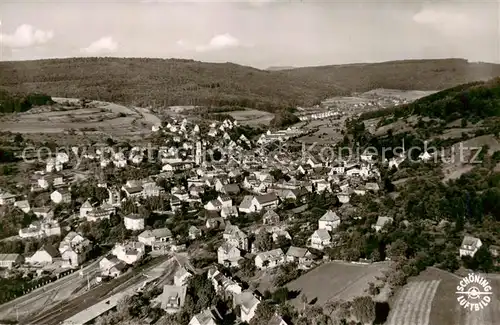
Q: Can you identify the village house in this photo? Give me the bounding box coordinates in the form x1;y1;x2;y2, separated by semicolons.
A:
0;254;24;269
255;248;285;269
373;216;393;232
58;232;92;267
14;200;31;213
220;206;238;219
50;188;72;204
174;267;192;287
217;243;242;267
238;195;255;214
27;244;60;265
263;210;280;225
207;268;242;296
189;226;202;240
80;199;94;218
138;228;172;253
459;235;483;257
309;229;332;250
221;183;240;195
124;213;145;231
318;210;341;231
189;307;223;325
0;190;15;206
112;241;146;264
158;285;187;314
32;206;53;219
234;291;260;323
107;187;122;207
285;247;314;268
251;193;279;212
269;315;290;325
19;219;61;238
204;199;222;211
223;225;249;251
99;254;127;278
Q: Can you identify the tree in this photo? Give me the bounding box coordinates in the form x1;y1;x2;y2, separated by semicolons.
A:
250;301;275;325
351;296;376;324
254;231;273;252
301;293;308;311
386;239;408;261
272;287;290;304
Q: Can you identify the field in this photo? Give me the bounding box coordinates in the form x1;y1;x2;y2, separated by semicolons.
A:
0;98;160;138
224;109;275;126
285;261;390;309
387;267;500;325
363;89;438;101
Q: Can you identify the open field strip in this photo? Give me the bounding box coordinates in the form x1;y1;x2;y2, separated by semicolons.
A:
387;280;441;325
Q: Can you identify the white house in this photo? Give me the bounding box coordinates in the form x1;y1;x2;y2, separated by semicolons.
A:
28;244;60;265
318;210;341;231
124;214;145;231
0;254;24;269
238;195;255;214
251;193;279;212
0;191;16;205
138;228;172;249
263;210;280;225
99;254;127;277
14;200;30;213
373;216;393;232
255;248;285;269
50;188;71;204
234;291;260;323
58;232;92;267
189;307;223;325
309;229;331;250
217;243;242;267
112;241;146;264
80;199;94;218
459;236;483;257
158;285;187;314
174;267;192;287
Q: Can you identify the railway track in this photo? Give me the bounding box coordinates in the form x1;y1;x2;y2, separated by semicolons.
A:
22;256;169;325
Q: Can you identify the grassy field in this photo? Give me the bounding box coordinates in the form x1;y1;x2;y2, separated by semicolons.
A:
285;261;390;309
224;109;274;126
387;267;500;325
0;98;159;137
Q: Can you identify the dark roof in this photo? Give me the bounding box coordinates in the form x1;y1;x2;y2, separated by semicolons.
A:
256;192;279;204
41;244;60;258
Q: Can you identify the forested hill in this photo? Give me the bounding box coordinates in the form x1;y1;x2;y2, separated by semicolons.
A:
1;58;500;112
0;90;53;114
360;78;500;123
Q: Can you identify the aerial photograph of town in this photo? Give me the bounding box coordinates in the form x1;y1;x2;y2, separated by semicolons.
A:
0;1;499;325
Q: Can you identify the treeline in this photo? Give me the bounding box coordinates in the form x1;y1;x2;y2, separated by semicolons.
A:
358;79;500;123
0;90;53;113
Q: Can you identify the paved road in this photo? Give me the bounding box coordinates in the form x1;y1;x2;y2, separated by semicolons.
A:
0;258;101;321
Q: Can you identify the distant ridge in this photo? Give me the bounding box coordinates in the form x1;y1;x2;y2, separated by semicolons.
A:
266;66;296;71
1;58;500;111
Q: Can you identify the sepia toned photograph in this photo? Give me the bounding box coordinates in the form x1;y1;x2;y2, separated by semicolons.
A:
0;1;500;324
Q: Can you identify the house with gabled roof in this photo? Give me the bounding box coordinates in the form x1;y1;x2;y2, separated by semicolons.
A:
189;306;223;325
255;248;285;269
223;225;249;251
459;235;483;257
217;243;242;267
318;210;341;231
252;193;279;212
263;210;280;225
309;229;331;250
234;291;260;323
239;195;255;214
373;216;393;232
189;226;202;240
174;267;192;287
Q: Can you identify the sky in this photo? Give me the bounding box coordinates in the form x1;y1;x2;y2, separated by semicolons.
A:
0;0;499;69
